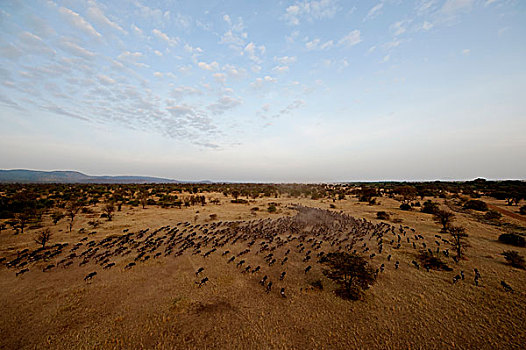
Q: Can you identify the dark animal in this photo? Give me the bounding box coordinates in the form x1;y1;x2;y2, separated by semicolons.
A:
280;287;286;298
304;265;312;274
280;271;286;280
197;277;209;288
84;271;97;282
16;268;29;276
501;281;513;292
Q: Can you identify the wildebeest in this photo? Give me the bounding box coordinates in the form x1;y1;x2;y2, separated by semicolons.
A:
16;268;29;276
84;271;97;282
197;277;209;288
280;271;286;280
501;281;513;292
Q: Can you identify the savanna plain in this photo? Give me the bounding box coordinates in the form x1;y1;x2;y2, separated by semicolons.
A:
0;182;525;349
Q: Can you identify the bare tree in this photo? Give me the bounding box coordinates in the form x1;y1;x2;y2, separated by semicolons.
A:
66;201;83;233
433;209;455;232
35;228;52;248
103;202;115;221
448;225;469;259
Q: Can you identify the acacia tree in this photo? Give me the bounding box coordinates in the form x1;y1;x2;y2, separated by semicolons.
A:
103;202;115;221
139;191;148;209
448;225;469;259
433;209;455;232
35;228;52;248
319;252;376;300
15;212;30;234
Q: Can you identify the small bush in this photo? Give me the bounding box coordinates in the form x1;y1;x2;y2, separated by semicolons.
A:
421;200;439;214
329;204;336;209
417;251;452;271
520;206;526;215
400;203;412;211
498;233;526;247
463;200;488;211
231;199;248;204
209;214;218;220
484;210;502;221
502;250;525;269
376;211;390;220
309;279;324;290
267;204;277;213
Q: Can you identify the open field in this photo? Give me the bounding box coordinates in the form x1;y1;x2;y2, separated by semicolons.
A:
1;189;525;349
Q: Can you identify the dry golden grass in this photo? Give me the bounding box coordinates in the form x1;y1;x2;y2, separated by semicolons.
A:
1;194;525;349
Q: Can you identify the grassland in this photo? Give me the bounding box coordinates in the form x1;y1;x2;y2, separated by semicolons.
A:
1;192;525;349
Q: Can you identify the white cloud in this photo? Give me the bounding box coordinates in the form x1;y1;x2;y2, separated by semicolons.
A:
152;29;178;46
213;73;227;83
421;21;434;31
284;0;339;25
462;48;470;55
208;96;242;115
275;56;297;65
272;65;289;73
338;30;362;47
131;24;143;36
59;39;96;59
197;61;219;71
86;4;127;35
364;3;383;21
440;0;475;17
154;50;163;56
305;38;333;51
171;86;202;99
58;7;101;38
98;74;116;85
250;76;277;89
243;42;265;63
390;20;410;36
153;72;163;78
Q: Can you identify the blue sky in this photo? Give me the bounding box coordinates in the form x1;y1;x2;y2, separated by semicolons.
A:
0;0;525;182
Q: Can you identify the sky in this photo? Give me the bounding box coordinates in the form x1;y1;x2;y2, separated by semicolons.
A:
0;0;525;182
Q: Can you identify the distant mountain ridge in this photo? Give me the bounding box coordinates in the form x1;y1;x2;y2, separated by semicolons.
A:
0;169;202;184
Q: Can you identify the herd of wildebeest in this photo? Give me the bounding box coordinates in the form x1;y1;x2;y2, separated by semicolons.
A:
3;204;515;298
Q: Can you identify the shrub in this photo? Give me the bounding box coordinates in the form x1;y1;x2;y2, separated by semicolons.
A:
309;279;324;290
502;250;525;269
267;204;277;213
484;210;502;221
376;211;390;220
319;252;376;300
498;233;526;247
399;203;412;211
421;200;439;214
329;204;336;209
417;251;452;271
231;199;248;204
463;200;488;211
520;206;526;215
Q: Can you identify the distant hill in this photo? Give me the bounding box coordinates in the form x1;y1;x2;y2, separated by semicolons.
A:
0;169;194;184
